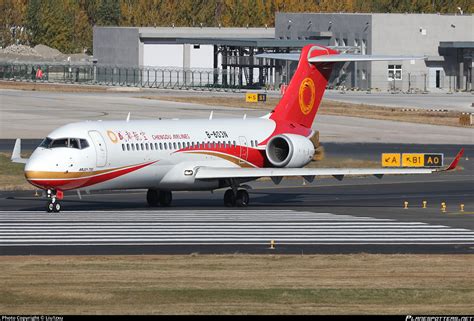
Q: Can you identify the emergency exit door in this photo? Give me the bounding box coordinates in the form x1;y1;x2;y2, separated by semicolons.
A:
239;136;248;164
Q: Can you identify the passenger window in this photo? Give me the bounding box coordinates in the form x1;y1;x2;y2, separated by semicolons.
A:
145;143;149;150
178;142;182;149
250;141;254;148
131;144;135;151
80;139;89;149
127;144;130;151
155;143;158;150
233;141;236;147
136;143;139;151
150;143;153;150
141;143;144;150
122;144;125;151
164;143;167;150
159;143;163;150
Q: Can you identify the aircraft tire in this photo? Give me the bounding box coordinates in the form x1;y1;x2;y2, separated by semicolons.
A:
53;202;61;213
159;191;172;207
146;189;159;207
46;201;54;213
224;189;236;207
236;189;249;207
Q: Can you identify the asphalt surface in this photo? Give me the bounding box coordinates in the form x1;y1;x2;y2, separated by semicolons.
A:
0;143;472;255
1;88;473;144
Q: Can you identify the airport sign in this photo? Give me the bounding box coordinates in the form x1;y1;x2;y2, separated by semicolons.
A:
402;153;425;167
381;153;401;167
246;93;266;103
423;153;444;167
401;153;444;167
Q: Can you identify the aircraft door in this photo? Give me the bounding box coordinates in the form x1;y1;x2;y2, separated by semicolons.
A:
239;136;248;164
88;130;107;167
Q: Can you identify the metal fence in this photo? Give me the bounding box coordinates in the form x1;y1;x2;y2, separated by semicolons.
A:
0;62;254;92
0;62;465;93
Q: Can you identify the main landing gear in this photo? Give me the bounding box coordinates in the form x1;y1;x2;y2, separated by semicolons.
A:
46;189;62;213
224;189;249;207
147;189;172;207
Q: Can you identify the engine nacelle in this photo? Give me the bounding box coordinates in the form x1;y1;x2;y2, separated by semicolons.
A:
265;134;315;168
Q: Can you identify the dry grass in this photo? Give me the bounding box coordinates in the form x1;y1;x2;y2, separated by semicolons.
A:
145;95;467;128
0;254;472;314
0;80;109;93
0;152;33;190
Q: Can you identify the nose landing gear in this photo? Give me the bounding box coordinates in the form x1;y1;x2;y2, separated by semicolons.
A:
46;189;63;213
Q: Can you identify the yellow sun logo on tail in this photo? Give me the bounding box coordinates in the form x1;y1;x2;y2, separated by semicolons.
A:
298;77;316;115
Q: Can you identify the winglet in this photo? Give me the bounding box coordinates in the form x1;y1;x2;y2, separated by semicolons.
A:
445;148;464;171
11;138;28;164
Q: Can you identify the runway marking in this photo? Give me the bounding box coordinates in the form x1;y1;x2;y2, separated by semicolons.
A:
0;210;472;247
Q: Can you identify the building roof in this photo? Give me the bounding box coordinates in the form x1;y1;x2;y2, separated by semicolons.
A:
174;37;329;48
138;27;275;39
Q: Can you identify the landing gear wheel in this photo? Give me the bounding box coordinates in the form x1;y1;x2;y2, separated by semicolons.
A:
46;200;61;213
46;201;54;213
159;191;172;207
53;202;61;213
224;189;236;207
146;189;159;207
236;189;249;207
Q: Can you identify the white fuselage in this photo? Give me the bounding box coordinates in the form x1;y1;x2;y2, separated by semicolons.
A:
25;117;278;192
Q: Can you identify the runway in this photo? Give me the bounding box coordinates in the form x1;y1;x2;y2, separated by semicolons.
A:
1;170;473;255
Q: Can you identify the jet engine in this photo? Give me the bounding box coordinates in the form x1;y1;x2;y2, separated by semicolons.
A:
265;134;315;168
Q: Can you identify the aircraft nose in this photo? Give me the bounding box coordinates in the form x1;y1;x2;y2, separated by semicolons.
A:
24;157;45;182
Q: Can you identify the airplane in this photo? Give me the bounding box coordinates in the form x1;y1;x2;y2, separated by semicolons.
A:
11;44;464;213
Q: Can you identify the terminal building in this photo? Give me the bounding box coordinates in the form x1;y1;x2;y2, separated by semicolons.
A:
92;26;328;89
93;13;473;92
275;12;473;92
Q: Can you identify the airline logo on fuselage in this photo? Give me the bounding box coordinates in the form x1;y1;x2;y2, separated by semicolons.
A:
107;130;118;143
299;77;316;115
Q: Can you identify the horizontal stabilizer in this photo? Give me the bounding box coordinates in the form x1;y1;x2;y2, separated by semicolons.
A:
256;52;426;63
256;53;300;61
308;54;426;63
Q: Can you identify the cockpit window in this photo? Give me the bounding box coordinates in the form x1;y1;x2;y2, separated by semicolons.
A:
50;138;68;148
39;137;53;148
38;137;89;150
70;138;80;149
80;139;89;149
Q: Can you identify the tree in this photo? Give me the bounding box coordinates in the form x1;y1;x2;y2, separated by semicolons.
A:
0;0;28;47
97;0;121;26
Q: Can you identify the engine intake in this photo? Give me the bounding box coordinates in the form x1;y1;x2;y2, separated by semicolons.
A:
265;134;315;168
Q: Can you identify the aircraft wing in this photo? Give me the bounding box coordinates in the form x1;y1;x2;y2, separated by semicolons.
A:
195;149;464;181
11;139;28;164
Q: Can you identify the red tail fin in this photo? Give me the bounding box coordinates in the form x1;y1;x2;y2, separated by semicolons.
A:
270;45;338;128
